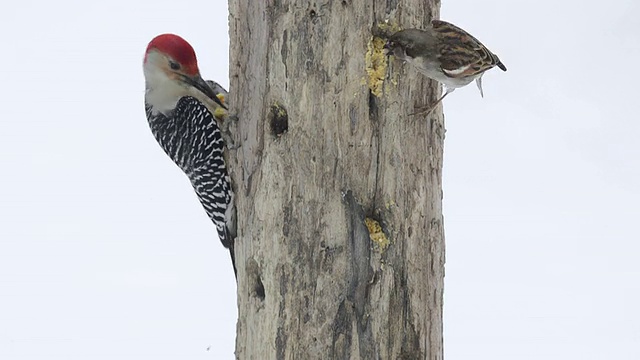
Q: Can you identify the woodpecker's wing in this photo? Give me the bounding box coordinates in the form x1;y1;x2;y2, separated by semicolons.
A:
192;162;233;246
146;96;234;249
192;161;236;275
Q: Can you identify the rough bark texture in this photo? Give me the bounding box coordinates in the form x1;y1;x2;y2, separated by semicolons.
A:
228;1;445;359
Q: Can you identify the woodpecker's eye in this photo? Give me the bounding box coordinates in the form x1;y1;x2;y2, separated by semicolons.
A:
169;61;181;70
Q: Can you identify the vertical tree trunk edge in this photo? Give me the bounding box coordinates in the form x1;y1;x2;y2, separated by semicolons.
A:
228;1;445;359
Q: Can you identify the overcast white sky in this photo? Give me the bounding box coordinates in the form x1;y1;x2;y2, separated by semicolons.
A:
1;0;638;359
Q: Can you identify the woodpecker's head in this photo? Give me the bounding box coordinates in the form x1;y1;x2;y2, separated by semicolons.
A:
144;34;226;115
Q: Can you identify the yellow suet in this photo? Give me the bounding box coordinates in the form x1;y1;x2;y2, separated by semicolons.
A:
365;37;387;97
365;217;390;251
213;107;227;120
365;21;402;97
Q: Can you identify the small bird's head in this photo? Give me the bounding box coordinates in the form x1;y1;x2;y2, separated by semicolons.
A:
144;34;225;113
384;29;436;61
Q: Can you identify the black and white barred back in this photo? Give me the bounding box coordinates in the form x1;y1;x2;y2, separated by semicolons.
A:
145;96;234;252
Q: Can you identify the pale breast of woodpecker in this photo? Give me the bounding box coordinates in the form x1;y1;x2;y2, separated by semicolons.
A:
143;34;236;273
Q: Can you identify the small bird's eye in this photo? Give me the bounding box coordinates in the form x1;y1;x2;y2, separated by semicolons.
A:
169;61;180;70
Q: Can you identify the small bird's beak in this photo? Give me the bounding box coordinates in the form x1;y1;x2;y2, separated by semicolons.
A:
383;42;392;56
383;41;394;56
184;74;227;110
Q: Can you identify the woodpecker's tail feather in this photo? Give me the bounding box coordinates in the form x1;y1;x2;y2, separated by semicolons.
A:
229;246;237;279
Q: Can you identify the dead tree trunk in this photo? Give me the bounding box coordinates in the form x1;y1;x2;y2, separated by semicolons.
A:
228;1;445;359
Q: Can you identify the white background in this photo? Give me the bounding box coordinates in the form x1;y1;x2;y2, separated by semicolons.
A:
0;1;638;359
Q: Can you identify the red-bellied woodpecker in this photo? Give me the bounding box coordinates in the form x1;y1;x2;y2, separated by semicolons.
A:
143;34;236;274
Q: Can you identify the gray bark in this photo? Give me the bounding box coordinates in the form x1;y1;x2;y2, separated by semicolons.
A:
227;1;445;359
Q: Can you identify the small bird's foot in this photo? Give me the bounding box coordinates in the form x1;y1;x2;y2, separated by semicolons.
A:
408;90;450;117
409;104;437;116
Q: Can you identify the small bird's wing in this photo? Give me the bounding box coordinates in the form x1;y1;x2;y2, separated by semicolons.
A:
432;20;506;79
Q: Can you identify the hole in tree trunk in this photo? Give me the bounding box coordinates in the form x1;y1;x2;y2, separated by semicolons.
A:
254;275;265;300
268;103;289;137
247;259;265;301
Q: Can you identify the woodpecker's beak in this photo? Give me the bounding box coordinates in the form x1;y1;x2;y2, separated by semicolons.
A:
185;75;227;110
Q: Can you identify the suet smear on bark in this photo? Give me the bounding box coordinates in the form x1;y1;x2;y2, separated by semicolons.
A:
365;36;387;97
365;217;389;252
366;21;403;96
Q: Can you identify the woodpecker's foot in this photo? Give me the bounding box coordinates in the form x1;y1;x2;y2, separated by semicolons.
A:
222;133;240;150
226;142;241;150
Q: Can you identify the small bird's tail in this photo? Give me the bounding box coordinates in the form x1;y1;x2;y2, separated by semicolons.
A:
496;59;507;72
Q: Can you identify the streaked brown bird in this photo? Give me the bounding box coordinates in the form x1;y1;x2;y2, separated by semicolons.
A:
385;20;507;114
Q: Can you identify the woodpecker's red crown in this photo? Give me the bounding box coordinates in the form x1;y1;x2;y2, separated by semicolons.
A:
145;34;199;76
